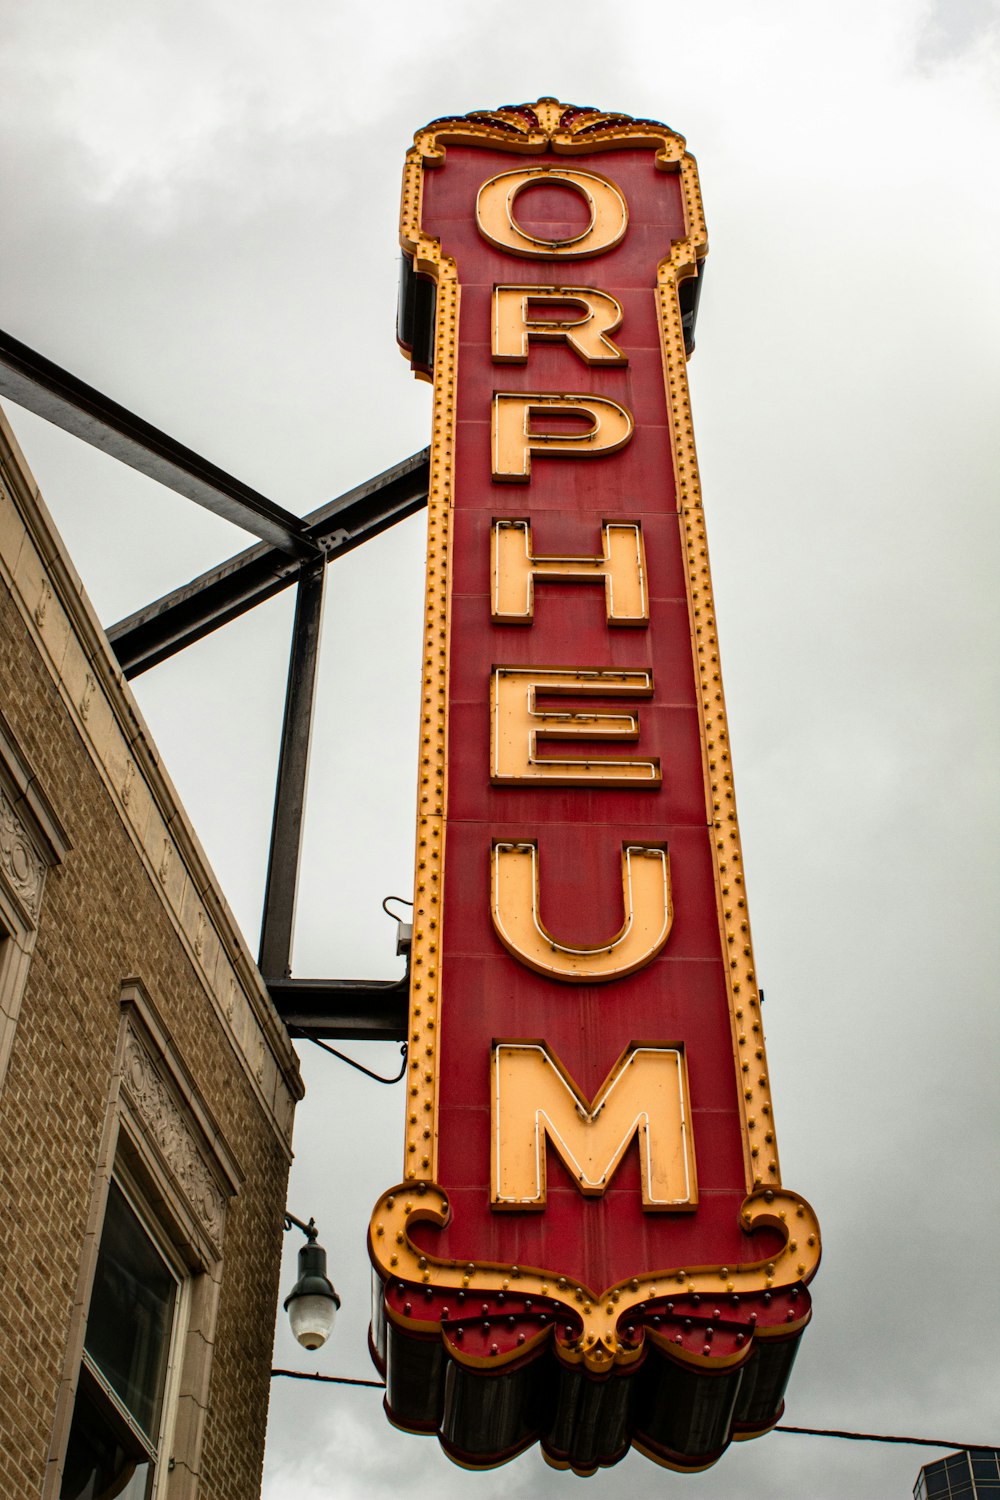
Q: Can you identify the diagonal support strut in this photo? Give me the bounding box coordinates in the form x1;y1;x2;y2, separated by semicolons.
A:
0;325;320;559
106;449;429;676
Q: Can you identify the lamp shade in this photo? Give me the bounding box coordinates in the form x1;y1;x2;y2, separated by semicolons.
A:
283;1239;341;1351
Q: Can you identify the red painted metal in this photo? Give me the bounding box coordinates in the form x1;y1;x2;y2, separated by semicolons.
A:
422;144;770;1292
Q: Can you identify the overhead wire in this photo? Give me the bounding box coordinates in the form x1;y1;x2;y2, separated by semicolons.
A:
773;1426;991;1451
267;1372;994;1452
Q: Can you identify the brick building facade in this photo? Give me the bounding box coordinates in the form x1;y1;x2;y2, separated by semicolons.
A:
0;406;303;1499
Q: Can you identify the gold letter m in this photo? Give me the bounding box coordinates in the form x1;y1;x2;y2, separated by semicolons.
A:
491;1042;697;1211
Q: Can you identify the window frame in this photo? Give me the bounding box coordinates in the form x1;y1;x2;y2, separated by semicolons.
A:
0;711;70;1094
66;1164;191;1499
45;986;242;1500
0;879;36;1088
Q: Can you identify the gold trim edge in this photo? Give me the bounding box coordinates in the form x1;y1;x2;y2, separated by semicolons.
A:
370;1181;821;1376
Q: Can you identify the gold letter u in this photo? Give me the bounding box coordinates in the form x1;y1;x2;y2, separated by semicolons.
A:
490;841;672;983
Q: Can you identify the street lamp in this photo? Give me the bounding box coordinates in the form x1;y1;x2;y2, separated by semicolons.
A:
283;1213;341;1351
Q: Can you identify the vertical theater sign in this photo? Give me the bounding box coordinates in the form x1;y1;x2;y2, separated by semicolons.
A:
368;99;821;1474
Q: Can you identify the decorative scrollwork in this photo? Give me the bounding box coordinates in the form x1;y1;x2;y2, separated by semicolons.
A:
425;97;675;143
122;1024;226;1253
0;784;45;921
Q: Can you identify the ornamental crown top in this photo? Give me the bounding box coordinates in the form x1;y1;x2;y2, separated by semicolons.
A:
419;96;683;149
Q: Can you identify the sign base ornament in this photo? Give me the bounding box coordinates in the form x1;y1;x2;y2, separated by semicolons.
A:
370;98;820;1474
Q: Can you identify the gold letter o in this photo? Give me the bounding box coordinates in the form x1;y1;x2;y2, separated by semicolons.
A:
476;168;628;260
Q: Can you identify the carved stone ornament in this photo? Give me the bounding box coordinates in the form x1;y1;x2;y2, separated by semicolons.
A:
122;1022;226;1254
0;782;45;922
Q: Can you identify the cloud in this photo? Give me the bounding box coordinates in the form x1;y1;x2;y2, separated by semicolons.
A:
3;1;998;1495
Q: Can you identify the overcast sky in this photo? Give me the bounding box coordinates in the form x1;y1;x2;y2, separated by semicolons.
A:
2;1;999;1496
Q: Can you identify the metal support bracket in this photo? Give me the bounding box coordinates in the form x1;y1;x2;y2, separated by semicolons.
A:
0;326;320;558
266;977;409;1042
1;328;419;1043
258;563;326;981
107;449;429;676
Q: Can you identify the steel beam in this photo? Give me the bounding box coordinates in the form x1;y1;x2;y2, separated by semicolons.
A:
107;449;430;677
0;326;319;559
258;563;326;981
266;977;409;1042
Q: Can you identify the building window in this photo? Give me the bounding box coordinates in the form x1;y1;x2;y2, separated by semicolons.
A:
60;1177;184;1500
915;1451;1000;1500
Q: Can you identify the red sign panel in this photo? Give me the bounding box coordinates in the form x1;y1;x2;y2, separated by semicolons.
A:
369;98;820;1475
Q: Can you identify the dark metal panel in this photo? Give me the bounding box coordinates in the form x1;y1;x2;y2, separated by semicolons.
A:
258;564;326;981
397;253;437;377
107;448;430;676
0;325;319;559
678;262;706;357
266;978;409;1041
